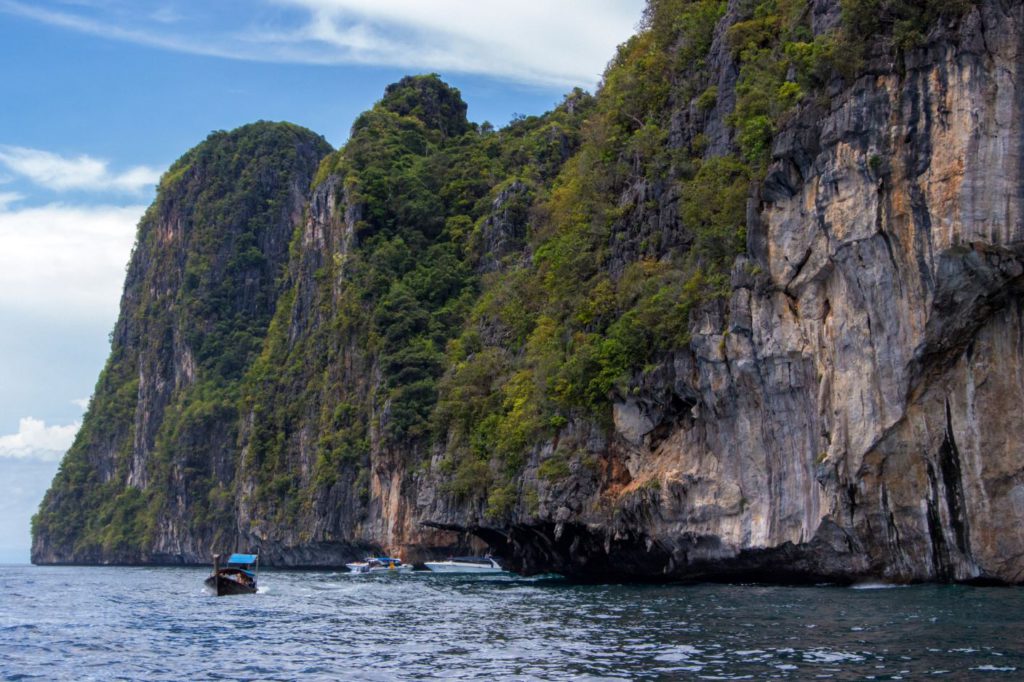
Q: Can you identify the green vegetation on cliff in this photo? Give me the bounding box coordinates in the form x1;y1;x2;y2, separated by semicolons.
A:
243;1;855;522
841;0;977;51
33;0;985;563
240;76;598;528
434;0;833;515
33;123;330;559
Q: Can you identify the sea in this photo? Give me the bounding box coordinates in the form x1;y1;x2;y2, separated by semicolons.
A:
1;565;1022;680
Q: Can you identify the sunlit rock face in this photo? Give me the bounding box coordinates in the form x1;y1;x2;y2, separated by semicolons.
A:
476;0;1024;583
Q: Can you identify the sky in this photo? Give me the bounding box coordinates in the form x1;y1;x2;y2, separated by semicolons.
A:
0;0;645;563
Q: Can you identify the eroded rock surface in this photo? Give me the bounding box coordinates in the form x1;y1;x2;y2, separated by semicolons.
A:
442;0;1024;583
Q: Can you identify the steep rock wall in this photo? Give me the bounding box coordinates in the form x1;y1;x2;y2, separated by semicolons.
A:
449;0;1024;583
221;77;588;565
32;123;330;564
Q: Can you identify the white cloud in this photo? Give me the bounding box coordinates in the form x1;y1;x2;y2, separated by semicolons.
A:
0;191;22;208
272;0;644;86
71;397;91;410
0;0;246;60
0;0;645;87
0;417;80;461
0;201;144;319
0;145;161;193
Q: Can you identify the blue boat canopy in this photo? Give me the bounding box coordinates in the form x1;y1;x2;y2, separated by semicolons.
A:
227;553;258;565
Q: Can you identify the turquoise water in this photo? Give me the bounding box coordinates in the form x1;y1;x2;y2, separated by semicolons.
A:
1;565;1022;680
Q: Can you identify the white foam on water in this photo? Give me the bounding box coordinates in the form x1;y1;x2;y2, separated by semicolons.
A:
655;644;701;662
803;649;866;664
971;666;1017;672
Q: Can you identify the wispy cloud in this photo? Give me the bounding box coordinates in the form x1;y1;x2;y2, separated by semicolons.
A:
0;146;161;193
272;0;643;85
0;0;644;87
0;191;23;208
0;417;80;461
0;201;144;319
0;0;245;61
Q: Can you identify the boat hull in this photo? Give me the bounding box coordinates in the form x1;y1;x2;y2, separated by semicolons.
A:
345;563;413;574
204;574;257;596
423;561;504;574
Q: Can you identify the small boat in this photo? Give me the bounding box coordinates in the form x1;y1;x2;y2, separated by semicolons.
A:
345;556;413;574
204;553;259;596
423;556;505;574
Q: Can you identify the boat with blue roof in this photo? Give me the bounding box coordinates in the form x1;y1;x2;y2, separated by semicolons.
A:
205;553;259;595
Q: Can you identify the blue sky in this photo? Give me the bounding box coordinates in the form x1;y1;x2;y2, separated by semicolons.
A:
0;0;645;562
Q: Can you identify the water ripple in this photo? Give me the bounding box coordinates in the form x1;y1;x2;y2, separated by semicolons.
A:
2;567;1023;679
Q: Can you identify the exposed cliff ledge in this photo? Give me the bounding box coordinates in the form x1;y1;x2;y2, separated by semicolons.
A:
33;1;1024;584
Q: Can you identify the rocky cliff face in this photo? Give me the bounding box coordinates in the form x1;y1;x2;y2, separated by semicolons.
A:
33;1;1024;584
32;123;330;564
227;77;593;565
465;0;1024;583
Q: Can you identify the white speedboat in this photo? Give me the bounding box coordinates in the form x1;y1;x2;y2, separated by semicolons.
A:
423;556;505;574
345;556;413;574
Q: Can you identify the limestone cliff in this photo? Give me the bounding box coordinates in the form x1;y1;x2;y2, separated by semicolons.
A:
33;1;1024;584
32;123;330;563
459;0;1024;583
